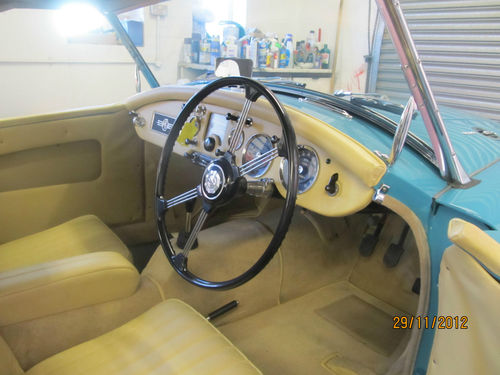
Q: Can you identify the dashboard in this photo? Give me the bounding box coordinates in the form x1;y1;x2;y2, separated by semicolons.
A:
129;86;386;217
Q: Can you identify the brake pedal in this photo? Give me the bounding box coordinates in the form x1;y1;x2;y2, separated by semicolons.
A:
383;224;409;268
359;213;387;257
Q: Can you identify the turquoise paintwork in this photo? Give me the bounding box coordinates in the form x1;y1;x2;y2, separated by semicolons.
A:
438;161;500;229
377;105;500;175
278;93;500;375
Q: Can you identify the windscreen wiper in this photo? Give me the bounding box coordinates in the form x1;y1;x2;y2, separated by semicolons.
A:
266;83;436;168
334;90;416;118
350;97;418;119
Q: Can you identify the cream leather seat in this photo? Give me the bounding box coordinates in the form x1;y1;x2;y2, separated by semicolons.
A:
0;215;131;273
0;299;261;375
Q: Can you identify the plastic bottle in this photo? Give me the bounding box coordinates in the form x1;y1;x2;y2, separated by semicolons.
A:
210;36;221;66
320;44;331;69
183;38;192;64
268;36;280;69
258;39;268;68
313;45;320;68
199;37;211;65
279;43;287;68
283;33;294;68
191;33;201;64
295;41;305;65
240;38;250;59
306;30;315;52
273;50;279;69
223;36;238;58
250;37;258;68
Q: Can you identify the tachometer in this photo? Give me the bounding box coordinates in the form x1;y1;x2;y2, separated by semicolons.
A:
242;134;274;177
280;145;319;194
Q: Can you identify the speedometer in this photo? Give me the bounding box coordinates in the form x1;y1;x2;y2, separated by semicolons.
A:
280;145;319;194
242;134;273;177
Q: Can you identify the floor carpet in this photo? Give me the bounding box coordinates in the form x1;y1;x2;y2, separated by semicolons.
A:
220;281;408;375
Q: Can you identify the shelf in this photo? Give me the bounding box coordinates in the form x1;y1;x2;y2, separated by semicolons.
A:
179;62;216;70
179;62;332;78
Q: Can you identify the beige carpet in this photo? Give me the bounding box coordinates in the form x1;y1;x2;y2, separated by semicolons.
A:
316;295;406;357
220;281;408;375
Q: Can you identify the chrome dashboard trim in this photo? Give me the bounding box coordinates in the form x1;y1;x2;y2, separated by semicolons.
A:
279;145;320;194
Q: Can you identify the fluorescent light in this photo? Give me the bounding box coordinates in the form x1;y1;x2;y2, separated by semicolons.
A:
54;3;109;37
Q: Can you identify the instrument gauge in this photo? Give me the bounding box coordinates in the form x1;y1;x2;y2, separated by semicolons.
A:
280;145;319;194
242;134;274;177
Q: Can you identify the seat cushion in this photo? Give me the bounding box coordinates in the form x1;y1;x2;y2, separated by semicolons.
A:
0;215;131;273
26;299;261;375
0;335;23;375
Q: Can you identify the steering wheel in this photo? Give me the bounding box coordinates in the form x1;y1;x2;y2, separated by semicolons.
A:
155;76;298;290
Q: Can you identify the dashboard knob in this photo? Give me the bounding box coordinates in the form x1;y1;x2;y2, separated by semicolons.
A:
204;136;216;152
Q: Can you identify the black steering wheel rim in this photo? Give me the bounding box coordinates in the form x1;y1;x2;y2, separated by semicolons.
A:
155;76;298;290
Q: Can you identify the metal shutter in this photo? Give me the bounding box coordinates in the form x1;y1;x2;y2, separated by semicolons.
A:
369;0;500;122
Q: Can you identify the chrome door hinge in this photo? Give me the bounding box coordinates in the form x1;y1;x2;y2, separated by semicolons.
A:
373;184;390;204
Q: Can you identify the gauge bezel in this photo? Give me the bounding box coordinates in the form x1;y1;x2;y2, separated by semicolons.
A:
280;145;320;194
242;133;274;178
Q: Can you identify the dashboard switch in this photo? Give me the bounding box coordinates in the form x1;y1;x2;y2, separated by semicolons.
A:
325;173;339;196
204;136;216;152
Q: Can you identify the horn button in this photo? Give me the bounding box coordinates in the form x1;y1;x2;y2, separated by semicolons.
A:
200;155;240;206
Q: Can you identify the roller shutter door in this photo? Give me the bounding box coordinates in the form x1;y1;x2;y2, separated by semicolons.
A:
373;0;500;122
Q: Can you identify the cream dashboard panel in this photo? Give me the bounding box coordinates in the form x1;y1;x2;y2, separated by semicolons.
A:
132;96;386;217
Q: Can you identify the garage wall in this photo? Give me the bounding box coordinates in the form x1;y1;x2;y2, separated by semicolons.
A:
333;0;377;93
0;0;192;119
371;0;500;122
245;0;378;95
0;0;380;118
246;0;341;93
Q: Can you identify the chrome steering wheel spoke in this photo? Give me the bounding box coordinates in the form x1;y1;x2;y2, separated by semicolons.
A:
157;186;200;215
181;209;209;260
228;98;253;154
239;147;279;177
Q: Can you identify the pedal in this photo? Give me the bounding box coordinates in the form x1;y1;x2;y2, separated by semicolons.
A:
206;300;239;321
359;213;387;257
383;224;409;268
176;198;199;250
412;278;421;295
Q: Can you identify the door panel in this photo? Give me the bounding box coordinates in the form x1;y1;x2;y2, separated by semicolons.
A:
427;219;500;374
0;140;101;192
0;105;144;243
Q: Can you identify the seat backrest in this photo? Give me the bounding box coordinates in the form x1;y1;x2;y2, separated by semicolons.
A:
0;335;23;375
